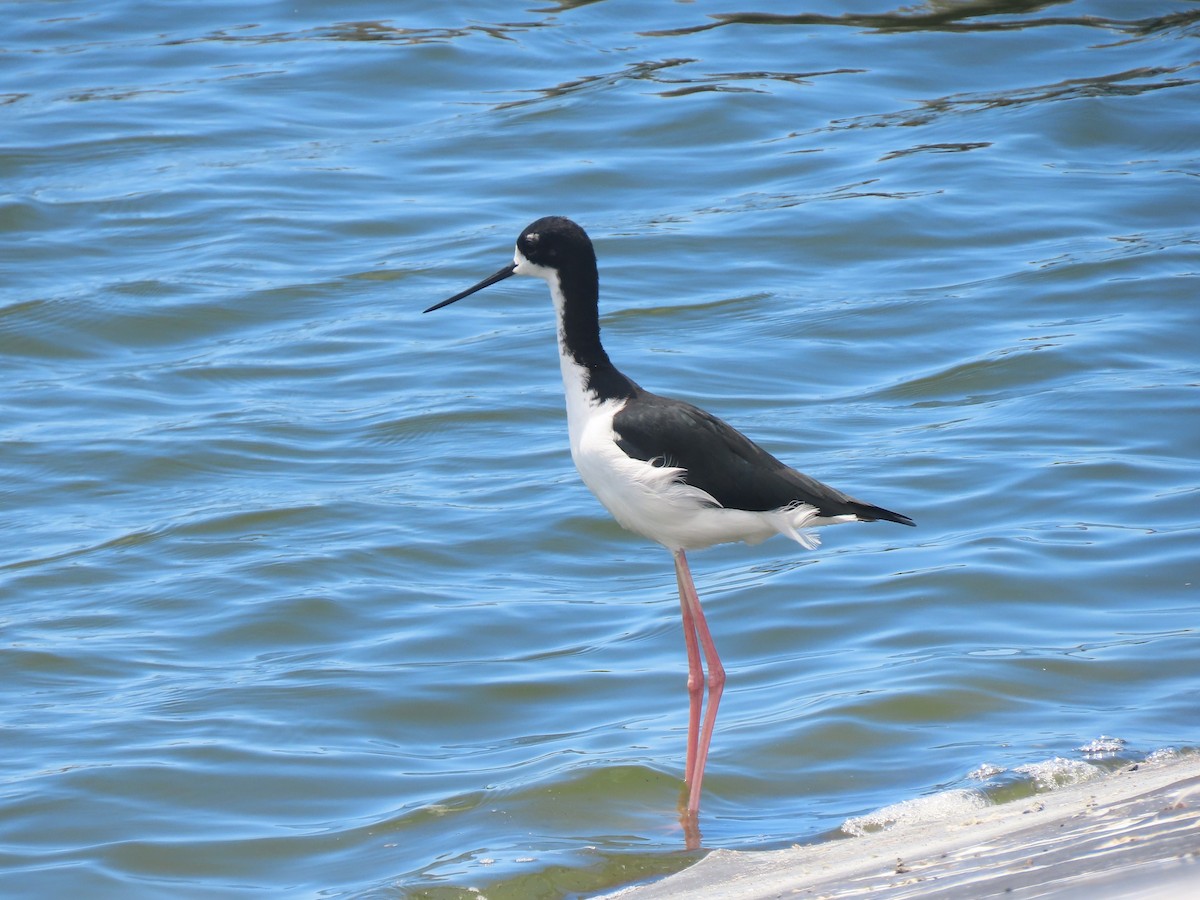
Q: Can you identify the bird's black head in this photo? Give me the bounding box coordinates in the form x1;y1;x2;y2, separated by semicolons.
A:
515;216;594;273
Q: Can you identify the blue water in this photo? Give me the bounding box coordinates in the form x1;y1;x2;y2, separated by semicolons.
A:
2;1;1198;897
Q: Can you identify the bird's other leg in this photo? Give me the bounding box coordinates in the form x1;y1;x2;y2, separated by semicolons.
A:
673;549;725;815
673;549;703;798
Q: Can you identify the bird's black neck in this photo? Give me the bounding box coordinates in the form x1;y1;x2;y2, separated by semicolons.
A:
555;264;638;402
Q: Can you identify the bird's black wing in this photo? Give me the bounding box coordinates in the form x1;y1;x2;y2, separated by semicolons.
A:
612;389;913;526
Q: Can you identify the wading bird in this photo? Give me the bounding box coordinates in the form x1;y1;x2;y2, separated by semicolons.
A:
425;216;913;818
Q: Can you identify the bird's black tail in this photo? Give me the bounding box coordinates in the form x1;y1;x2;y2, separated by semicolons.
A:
850;501;915;527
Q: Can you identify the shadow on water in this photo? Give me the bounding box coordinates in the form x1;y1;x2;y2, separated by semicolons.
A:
641;2;1200;38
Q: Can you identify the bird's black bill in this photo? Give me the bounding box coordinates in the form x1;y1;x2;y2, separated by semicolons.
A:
424;264;516;313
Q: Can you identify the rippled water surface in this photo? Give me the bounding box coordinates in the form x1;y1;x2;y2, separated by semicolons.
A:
3;1;1198;897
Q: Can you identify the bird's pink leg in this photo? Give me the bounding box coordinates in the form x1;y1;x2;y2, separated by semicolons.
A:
673;549;725;815
673;549;703;794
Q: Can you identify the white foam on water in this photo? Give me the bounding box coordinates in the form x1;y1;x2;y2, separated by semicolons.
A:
840;788;992;837
1012;757;1104;790
840;750;1132;838
1077;735;1127;756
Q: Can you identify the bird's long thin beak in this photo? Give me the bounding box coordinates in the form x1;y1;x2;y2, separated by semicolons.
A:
424;263;516;313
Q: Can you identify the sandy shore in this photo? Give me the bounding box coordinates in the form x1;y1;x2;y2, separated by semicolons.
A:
596;752;1199;898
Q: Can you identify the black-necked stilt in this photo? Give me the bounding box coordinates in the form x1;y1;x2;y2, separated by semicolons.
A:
426;216;913;818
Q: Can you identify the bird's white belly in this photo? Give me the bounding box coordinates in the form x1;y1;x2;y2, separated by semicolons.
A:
557;351;833;551
567;398;791;551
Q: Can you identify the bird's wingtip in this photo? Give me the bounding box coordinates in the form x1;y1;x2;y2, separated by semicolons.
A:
854;503;914;528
